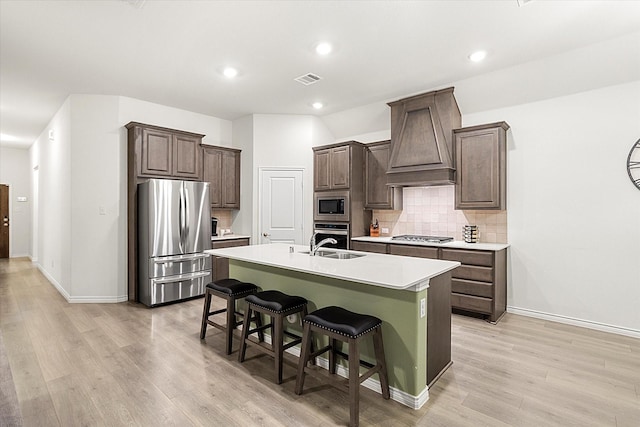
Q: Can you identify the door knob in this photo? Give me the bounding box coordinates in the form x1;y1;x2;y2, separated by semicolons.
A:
263;233;270;237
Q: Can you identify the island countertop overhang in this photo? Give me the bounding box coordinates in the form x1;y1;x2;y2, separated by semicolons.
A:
205;243;460;292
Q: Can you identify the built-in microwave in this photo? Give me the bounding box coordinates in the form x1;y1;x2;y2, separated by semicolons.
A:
314;191;350;222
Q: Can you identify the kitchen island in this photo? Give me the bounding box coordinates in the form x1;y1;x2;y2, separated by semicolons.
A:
205;243;460;409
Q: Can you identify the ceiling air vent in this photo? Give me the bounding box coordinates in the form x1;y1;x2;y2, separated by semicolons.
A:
294;73;322;86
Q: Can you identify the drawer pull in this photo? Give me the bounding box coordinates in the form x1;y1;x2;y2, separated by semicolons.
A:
154;253;210;263
152;271;210;284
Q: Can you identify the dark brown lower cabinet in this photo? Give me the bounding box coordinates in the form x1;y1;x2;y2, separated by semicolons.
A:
211;238;250;281
351;241;389;254
352;241;508;323
440;248;506;323
425;271;452;387
389;244;438;259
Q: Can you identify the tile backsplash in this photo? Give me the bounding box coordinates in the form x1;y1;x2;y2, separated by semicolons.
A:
212;210;233;232
372;186;507;243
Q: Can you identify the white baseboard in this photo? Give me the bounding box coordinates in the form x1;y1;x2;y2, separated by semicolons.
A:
37;264;70;301
67;295;129;303
507;306;640;339
36;264;128;303
259;333;429;409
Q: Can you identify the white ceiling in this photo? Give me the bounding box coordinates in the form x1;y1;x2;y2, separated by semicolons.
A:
1;0;639;148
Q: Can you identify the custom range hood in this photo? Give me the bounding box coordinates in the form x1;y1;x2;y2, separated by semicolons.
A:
386;87;461;187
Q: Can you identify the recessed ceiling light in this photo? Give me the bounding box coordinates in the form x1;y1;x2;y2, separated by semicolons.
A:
223;67;238;78
312;102;324;109
468;50;487;62
315;42;332;55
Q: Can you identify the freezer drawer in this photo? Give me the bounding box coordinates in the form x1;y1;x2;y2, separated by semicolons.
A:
139;270;211;307
148;253;212;278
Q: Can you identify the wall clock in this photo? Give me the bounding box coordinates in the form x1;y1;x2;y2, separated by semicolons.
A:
628;138;640;190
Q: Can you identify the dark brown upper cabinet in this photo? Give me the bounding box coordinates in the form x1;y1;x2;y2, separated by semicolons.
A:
127;122;203;181
203;146;241;209
364;140;402;210
313;143;352;191
173;134;202;179
386;87;461;187
454;122;509;210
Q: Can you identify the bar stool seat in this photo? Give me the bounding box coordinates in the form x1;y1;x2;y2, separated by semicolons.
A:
295;306;390;427
209;278;257;297
304;306;382;337
239;290;308;384
200;278;260;355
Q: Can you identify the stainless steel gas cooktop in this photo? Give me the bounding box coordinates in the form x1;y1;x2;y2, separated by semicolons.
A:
391;235;454;243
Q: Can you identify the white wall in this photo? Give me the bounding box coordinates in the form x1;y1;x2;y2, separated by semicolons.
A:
250;114;334;244
0;147;31;257
322;102;390;144
118;97;233;148
30;98;72;296
69;95;123;300
232;115;254;237
465;81;640;333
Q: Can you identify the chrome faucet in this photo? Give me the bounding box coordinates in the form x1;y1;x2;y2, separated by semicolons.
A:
309;231;337;256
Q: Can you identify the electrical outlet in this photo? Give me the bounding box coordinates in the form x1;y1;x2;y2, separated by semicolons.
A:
420;298;426;318
382;227;389;234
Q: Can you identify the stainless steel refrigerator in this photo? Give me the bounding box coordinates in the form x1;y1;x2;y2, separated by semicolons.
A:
138;179;212;307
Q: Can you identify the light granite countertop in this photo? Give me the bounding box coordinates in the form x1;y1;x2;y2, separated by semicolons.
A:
211;234;251;242
352;236;509;251
205;243;460;292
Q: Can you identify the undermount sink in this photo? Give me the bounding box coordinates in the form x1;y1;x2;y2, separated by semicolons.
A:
298;249;366;260
321;251;366;260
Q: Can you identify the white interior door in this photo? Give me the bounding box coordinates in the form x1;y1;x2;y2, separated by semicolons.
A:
259;168;304;245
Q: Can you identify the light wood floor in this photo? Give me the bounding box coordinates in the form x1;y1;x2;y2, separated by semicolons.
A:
1;257;639;427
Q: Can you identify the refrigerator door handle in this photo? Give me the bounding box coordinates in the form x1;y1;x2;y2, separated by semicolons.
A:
183;184;190;247
151;270;211;284
153;253;210;263
179;184;186;252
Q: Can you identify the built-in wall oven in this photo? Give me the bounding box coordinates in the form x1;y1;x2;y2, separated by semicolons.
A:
314;191;350;222
313;222;350;250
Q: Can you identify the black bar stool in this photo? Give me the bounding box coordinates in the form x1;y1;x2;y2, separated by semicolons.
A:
238;290;308;384
295;306;390;427
200;278;261;355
